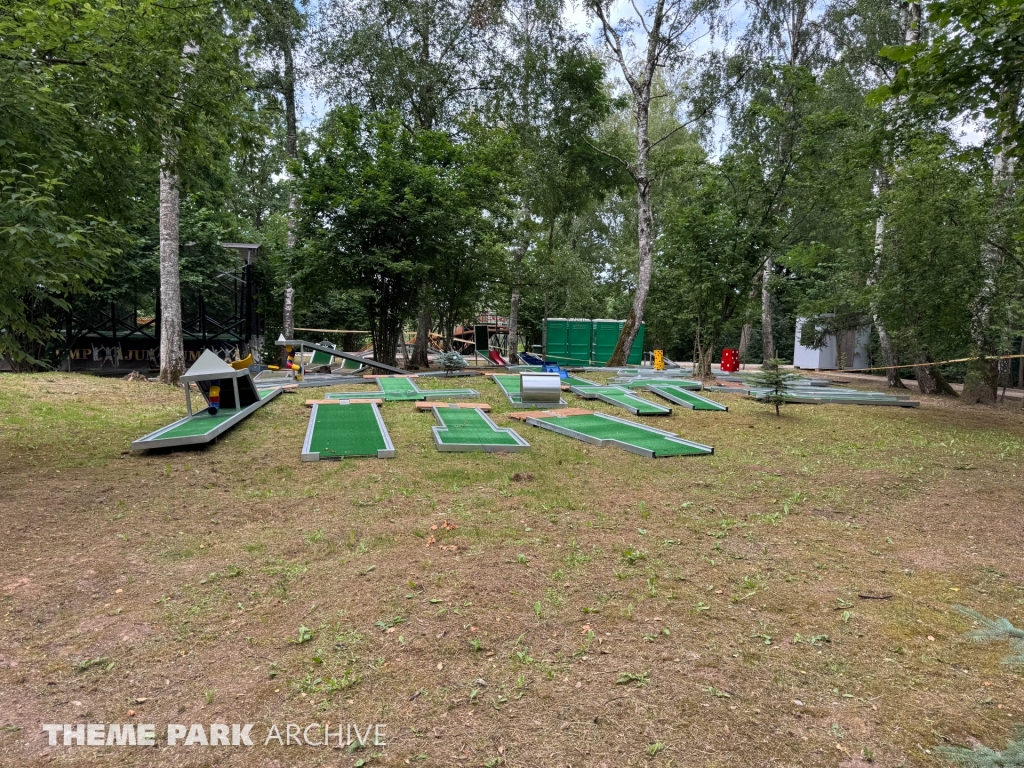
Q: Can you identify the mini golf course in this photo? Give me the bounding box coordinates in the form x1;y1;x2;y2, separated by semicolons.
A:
326;376;479;402
568;385;673;416
426;404;530;452
509;409;713;458
301;401;395;460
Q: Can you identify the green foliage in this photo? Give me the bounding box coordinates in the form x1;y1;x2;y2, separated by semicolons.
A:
437;351;467;374
748;358;801;415
936;729;1024;767
879;0;1024;155
952;605;1024;666
296;109;511;366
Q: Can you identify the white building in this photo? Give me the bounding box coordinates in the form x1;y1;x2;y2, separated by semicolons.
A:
792;316;870;370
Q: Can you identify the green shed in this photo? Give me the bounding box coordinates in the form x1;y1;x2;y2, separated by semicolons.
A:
592;319;645;366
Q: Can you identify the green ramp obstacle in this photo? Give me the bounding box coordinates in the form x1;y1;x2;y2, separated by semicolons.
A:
132;350;284;451
509;409;712;458
326;375;478;402
427;404;530;452
489;374;566;408
645;385;728;411
302;402;395;460
616;377;703;390
569;385;672;416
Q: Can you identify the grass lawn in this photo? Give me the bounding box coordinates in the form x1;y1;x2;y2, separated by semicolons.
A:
1;371;1023;767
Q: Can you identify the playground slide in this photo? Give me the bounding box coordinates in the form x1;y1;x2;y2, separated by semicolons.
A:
509;409;712;458
488;349;508;366
301;402;395;460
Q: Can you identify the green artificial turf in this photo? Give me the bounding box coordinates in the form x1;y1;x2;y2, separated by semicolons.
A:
647;386;728;411
379;378;423;400
433;408;521;446
492;374;522;394
307;403;388;457
309;349;334;365
571;386;671;415
538;414;711;456
153;410;243;439
621;378;702;390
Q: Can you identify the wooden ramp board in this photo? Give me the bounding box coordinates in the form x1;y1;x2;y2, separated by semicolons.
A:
426;404;530;452
645;385;728;411
569;385;672;416
488;374;567;409
326;375;478;402
302;402;395;461
132;387;283;451
508;410;712;458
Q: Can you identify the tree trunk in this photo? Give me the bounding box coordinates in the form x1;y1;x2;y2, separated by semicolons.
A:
409;295;432;369
608;147;653;366
158;159;185;385
738;323;752;365
760;256;776;361
913;350;958;396
282;284;295;340
507;234;528;365
867;206;906;388
963;125;1015;404
282;42;299;365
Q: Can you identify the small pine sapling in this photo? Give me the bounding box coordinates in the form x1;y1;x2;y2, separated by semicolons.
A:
747;357;800;416
952;604;1024;666
936;729;1024;767
932;606;1024;766
437;350;467;377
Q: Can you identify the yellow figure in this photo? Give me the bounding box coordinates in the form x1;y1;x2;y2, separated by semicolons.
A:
653;349;665;371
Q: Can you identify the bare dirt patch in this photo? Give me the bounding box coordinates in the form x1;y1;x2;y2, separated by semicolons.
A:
1;373;1023;767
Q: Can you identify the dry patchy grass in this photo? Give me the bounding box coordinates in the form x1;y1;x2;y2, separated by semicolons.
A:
0;372;1023;767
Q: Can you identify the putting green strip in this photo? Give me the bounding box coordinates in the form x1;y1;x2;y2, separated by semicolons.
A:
563;375;599;387
428;406;529;452
520;411;712;458
618;378;702;390
132;387;283;450
302;402;395;460
490;374;566;408
646;386;728;411
327;377;478;402
569;385;672;416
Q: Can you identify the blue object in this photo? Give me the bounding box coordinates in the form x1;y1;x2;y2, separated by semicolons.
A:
519;351;544;365
542;362;561;374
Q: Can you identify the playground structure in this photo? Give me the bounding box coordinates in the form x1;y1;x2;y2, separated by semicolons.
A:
131;350;284;450
425;404;530;452
508;409;713;458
